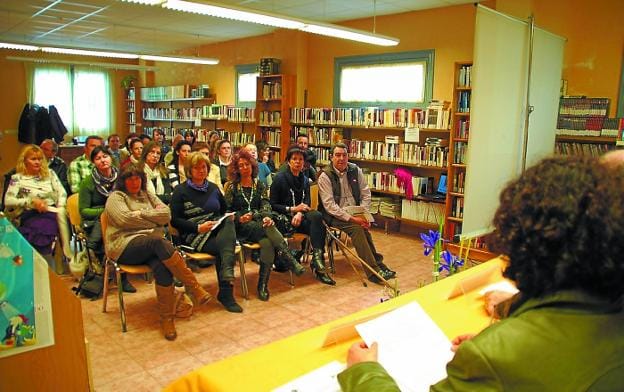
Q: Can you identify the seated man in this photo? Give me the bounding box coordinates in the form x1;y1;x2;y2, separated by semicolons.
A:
317;142;395;284
40;138;71;194
68;135;102;194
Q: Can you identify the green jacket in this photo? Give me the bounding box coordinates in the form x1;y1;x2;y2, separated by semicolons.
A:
338;290;624;391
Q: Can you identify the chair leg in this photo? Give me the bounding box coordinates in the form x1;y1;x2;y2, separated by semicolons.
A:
115;266;128;332
102;259;110;313
238;250;249;300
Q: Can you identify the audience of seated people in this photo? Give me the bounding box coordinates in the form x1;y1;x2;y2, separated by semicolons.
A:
139;141;172;204
167;140;192;189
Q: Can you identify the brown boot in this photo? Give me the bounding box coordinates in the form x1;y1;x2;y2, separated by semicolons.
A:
155;284;177;341
174;291;193;318
163;251;212;306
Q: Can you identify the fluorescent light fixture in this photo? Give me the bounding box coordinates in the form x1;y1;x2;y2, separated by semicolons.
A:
163;0;304;29
140;54;219;65
6;56;159;71
0;42;39;51
119;0;165;4
300;23;399;46
41;46;139;59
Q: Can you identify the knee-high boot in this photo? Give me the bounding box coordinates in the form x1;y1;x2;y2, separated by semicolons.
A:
311;249;336;286
162;251;212;306
217;280;243;313
276;245;305;276
257;263;271;301
155;284;177;341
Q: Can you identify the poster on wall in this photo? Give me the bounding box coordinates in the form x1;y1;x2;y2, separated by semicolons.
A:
0;217;54;358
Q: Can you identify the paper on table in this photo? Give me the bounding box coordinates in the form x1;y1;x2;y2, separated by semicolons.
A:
272;360;345;392
355;301;454;392
208;212;236;237
478;280;519;297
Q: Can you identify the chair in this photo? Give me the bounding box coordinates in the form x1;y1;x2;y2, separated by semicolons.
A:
100;211;153;332
66;194;92;265
239;241;295;293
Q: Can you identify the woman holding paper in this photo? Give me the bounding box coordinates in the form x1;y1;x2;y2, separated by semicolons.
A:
339;156;624;391
104;164;211;341
224;149;305;301
170;152;241;313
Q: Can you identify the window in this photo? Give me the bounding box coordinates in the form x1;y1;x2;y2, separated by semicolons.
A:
235;63;259;108
334;50;434;109
33;65;112;137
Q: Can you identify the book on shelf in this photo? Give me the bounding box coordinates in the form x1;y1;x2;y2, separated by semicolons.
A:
401;199;444;224
455;118;470;139
293;126;344;146
141;84;210;100
452;142;468;164
452;171;465;193
290;107;424;128
348;139;448;168
261;81;282;100
259;110;281;126
452;197;464;218
424;100;451;129
555;142;613;157
261;129;281;147
458;65;472;88
457;91;471;113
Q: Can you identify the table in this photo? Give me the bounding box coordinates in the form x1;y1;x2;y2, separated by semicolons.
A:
166;258;506;391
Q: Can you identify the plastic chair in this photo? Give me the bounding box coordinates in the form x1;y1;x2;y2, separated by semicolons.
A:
66;193;93;265
100;211;153;332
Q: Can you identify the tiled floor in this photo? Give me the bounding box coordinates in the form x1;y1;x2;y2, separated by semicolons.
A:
63;229;431;391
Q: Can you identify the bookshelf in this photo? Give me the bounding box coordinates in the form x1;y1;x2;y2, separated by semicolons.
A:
290;107;450;232
200;104;256;148
140;85;215;142
256;74;295;165
124;86;139;134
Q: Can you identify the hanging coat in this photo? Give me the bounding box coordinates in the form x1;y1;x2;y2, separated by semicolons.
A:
17;104;37;144
48;105;68;143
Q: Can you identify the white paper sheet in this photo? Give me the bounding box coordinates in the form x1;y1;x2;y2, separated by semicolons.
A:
355;301;454;392
272;360;345;392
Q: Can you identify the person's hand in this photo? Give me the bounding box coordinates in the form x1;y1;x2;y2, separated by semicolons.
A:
484;290;515;317
198;221;215;233
292;203;310;213
262;216;274;227
451;334;476;352
31;198;48;213
128;210;142;218
346;341;378;368
350;215;370;229
239;212;253;224
291;212;303;227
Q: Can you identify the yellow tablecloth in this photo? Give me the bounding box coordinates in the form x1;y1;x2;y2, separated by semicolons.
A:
166;258;506;392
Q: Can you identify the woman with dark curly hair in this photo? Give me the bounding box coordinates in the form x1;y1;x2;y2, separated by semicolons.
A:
339;156;624;391
224;150;305;301
104;164;211;340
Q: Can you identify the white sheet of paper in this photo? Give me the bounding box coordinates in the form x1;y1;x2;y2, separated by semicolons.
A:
208;212;236;236
355;301;454;392
272;360;345;392
478;280;519;297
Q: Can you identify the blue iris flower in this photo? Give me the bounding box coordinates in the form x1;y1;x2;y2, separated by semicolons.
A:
420;230;440;256
439;250;465;273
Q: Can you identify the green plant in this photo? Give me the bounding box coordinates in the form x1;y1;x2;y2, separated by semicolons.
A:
121;75;137;89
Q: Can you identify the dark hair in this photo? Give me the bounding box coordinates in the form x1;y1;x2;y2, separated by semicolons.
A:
116;163;148;194
228;149;258;183
216;139;231;152
107;134;120;143
129;138;143;151
86;135;103;146
184;130;195;144
255;140;269;151
152;128;163;137
175;140;192;153
296;133;309;140
192;142;209;152
286;145;305;161
488;156;624;301
207;130;220;141
330;142;348;155
125;133;138;149
90;145;112;162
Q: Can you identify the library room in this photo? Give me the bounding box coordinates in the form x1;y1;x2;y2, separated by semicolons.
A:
0;0;622;390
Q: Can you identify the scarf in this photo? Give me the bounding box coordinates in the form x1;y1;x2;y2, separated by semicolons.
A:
186;179;210;192
92;166;118;197
285;169;306;206
144;164;164;195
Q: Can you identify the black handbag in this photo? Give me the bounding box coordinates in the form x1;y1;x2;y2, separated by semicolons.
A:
271;212;295;237
73;270;104;300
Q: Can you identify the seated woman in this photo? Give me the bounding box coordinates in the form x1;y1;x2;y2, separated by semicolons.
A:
270;146;334;285
104;164;211;341
212;139;232;187
140;141;172;204
339;156;624;391
192;142;223;194
79;146;134;293
224;150;305;301
4;145;72;267
120;138;143;170
170;152;242;313
167;140;192;189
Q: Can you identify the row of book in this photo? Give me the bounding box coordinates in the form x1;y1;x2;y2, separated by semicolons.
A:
555;117;624;137
141;85;209;101
309;147;330;163
201;105;255;122
214;130;255;147
142;107;202;121
261;130;281;147
558;97;609;116
127;112;136;124
554;142;613;157
451;171;466;193
424;100;451;130
126;101;135;112
455;118;470;139
126;88;136;100
143;127;203;140
363;172;431;196
401;199;445;225
452;142;468;164
259;58;281;76
456;91;471;113
457;65;472;88
258;110;282;126
292;126;344;146
260;81;282;100
290;107;425;128
450;197;464;219
347;139;448;168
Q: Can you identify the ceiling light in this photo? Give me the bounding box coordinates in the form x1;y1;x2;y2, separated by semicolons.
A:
140;54;219;65
300;23;399;46
119;0;165;4
163;0;304;29
41;47;139;59
0;42;39;51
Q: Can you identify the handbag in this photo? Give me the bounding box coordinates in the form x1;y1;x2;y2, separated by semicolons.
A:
73;270;104;300
271;212;295;237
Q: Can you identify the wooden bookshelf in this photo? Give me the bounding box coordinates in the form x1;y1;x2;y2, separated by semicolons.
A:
256;74;295;161
124;86;139;134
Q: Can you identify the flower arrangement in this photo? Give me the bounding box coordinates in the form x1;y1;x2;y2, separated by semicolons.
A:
420;222;464;281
